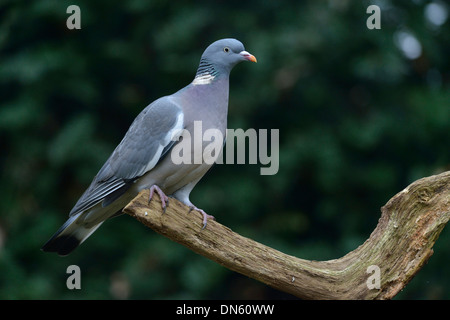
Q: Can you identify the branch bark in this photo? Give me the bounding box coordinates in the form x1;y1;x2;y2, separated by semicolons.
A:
123;171;450;299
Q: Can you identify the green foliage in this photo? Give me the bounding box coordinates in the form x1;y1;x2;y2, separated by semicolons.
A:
0;0;448;299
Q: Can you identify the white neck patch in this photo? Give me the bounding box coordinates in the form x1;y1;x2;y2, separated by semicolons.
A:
192;73;215;85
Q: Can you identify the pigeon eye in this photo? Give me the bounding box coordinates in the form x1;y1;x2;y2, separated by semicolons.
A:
223;47;230;53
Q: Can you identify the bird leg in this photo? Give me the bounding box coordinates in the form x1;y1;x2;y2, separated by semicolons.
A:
189;206;215;230
148;185;169;212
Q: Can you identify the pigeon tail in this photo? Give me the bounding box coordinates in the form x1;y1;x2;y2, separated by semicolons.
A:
41;215;103;256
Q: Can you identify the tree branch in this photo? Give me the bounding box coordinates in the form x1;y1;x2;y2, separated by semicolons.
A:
123;171;450;299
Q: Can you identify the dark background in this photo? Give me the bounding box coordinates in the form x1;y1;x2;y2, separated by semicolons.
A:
1;0;449;299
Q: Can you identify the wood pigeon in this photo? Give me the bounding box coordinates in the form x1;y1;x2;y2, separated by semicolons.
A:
42;38;257;256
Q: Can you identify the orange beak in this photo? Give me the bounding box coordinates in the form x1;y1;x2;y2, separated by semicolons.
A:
240;51;257;63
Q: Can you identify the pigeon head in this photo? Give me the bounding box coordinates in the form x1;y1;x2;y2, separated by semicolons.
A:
193;38;257;84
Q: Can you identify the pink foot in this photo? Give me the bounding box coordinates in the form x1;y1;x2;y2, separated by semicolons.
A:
189;206;215;229
148;185;169;212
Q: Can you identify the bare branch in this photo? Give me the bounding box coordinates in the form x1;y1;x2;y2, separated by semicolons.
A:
123;171;450;299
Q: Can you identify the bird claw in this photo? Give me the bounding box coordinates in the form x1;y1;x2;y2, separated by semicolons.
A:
189;206;215;229
148;185;169;212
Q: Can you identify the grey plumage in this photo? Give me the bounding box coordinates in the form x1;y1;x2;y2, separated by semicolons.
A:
42;38;257;255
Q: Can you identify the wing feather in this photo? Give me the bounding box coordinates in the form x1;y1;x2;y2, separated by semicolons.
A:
69;96;184;216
